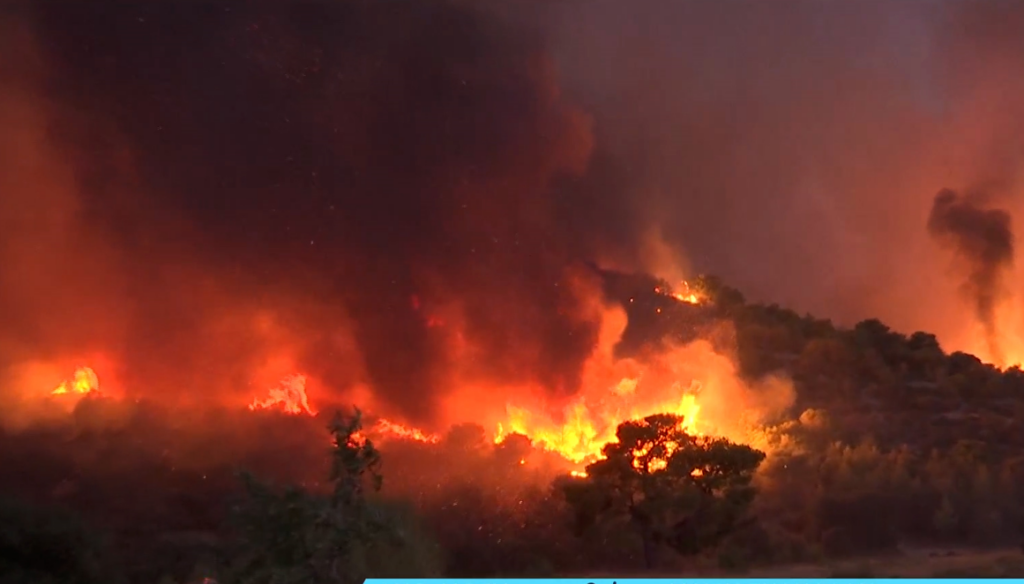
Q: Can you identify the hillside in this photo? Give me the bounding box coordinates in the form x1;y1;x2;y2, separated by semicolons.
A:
2;275;1024;582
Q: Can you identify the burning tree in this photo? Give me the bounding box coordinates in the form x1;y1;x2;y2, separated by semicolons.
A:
560;413;765;569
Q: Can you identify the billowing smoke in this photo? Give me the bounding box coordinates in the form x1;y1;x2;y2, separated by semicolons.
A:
0;1;651;426
9;0;1024;427
927;188;1015;364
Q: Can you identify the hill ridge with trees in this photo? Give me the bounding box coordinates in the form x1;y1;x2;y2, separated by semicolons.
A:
3;274;1024;582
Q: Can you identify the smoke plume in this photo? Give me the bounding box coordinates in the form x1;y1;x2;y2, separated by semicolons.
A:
927;188;1015;364
0;1;656;426
8;0;1024;425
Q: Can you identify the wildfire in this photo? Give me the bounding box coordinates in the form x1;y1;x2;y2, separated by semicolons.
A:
349;418;441;446
654;280;704;305
629;421;702;474
482;297;753;467
51;367;100;396
373;418;440;443
494;389;702;464
27;269;764;488
249;374;316;415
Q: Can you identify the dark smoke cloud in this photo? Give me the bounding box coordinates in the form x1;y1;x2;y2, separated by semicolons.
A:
1;1;645;424
9;0;1024;424
927;188;1015;364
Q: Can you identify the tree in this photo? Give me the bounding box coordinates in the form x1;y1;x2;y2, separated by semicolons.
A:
692;275;746;314
225;409;440;584
560;414;766;569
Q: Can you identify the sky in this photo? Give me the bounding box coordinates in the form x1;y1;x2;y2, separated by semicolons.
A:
3;0;1024;423
543;0;1024;349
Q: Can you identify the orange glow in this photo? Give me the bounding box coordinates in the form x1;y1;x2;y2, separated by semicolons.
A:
654;280;705;305
13;271;781;478
249;374;316;415
951;300;1024;370
51;366;100;396
478;295;722;465
373;418;440;443
494;392;701;464
348;418;441;446
436;282;792;468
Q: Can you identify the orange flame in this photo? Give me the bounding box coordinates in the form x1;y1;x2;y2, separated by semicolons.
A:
249;374;316;415
51;367;100;396
494;390;702;464
348;418;440;446
479;296;771;468
373;418;440;443
654;280;705;305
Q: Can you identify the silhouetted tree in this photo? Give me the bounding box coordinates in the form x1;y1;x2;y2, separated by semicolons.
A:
224;410;440;584
560;414;765;569
693;275;746;314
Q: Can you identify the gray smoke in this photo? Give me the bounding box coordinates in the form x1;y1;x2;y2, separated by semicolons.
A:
928;188;1015;364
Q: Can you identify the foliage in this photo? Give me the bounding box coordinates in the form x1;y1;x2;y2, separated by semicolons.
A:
692;275;746;315
223;409;441;584
561;414;765;568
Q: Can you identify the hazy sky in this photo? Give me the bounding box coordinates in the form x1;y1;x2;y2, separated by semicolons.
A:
544;1;1024;351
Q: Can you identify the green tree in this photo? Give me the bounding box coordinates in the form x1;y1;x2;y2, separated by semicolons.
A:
224;409;440;584
560;414;765;569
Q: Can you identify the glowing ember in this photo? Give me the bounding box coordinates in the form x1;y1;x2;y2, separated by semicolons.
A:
494;386;702;464
629;421;697;473
249;374;316;415
51;367;100;396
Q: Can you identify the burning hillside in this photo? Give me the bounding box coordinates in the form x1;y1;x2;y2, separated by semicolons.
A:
4;0;1022;454
12;274;788;482
9;2;1024;581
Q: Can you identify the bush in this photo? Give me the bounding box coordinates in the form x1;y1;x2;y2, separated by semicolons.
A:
221;411;442;584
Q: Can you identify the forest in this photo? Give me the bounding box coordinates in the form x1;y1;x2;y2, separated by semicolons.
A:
4;274;1024;583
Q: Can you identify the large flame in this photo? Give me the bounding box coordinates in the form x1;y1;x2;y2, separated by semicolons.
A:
462;286;784;466
249;374;316;416
480;289;712;464
494;390;702;464
21;274;785;475
51;366;100;396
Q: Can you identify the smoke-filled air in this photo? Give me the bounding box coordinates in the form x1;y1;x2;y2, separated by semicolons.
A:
927;188;1015;365
5;1;1024;582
